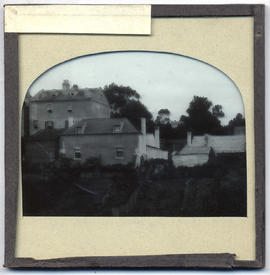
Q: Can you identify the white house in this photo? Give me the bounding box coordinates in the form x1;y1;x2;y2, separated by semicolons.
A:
172;128;246;167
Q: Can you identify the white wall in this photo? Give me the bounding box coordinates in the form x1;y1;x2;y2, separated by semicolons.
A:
172;154;209;167
146;146;168;160
191;135;246;153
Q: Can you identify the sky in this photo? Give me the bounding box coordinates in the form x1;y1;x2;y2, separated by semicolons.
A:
28;51;245;125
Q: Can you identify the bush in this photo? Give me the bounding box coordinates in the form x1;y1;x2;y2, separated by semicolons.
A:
22;159;42;173
82;156;101;169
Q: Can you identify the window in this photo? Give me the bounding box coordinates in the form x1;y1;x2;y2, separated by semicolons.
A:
74;147;81;160
45;121;54;129
65;120;69;128
33;120;38;129
75;127;83;134
113;124;121;133
47;103;52;113
67;105;72;112
115;146;124;159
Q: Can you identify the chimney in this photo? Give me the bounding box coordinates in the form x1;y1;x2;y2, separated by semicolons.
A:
141;118;146;136
68;116;74;127
187;131;192;146
140;118;147;158
60;139;66;155
154;127;160;148
62;80;70;93
204;134;209;146
72;84;79;91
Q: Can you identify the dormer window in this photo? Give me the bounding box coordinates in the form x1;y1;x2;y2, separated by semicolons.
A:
113;124;122;133
67;105;72;112
75;127;83;134
47;103;52;113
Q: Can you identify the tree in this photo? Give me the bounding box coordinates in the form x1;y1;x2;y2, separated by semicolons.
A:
103;83;154;131
179;96;224;135
120;100;154;131
226;113;245;134
212;104;224;118
155;109;171;125
103;83;140;115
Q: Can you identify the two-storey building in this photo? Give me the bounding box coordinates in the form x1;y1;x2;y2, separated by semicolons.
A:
29;80;110;135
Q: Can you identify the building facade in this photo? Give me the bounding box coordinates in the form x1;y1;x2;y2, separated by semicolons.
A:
25;81;168;166
29;80;110;135
172;129;246;167
59;117;168;166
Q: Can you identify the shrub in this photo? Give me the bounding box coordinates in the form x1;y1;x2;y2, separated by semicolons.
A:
22;159;42;173
82;156;101;169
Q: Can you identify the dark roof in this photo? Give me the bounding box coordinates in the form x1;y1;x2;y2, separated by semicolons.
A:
63;118;139;135
31;88;109;106
28;128;65;141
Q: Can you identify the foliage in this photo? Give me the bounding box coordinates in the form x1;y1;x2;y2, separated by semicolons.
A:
119;100;154;131
22;159;42;173
156;108;171;125
23;153;246;217
102;85;241;144
179;96;225;135
228;113;245;128
222;113;245;134
82;156;101;169
103;83;140;115
212;104;225;118
102;165;139;207
103;83;154;131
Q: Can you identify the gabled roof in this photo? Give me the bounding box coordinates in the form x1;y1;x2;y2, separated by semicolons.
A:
63;118;139;135
30;87;109;106
28;128;65;141
177;145;211;156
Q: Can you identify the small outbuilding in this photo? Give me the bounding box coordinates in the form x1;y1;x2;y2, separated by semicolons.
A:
172;130;246;167
172;144;214;168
